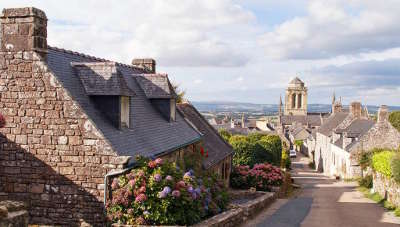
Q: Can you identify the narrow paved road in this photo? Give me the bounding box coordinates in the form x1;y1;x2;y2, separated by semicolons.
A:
243;153;400;227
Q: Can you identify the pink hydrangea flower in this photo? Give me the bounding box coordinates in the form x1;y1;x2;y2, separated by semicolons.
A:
135;193;147;203
155;158;163;165
165;175;173;181
172;190;181;198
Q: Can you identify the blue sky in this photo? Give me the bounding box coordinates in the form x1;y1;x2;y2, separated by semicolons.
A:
2;0;400;105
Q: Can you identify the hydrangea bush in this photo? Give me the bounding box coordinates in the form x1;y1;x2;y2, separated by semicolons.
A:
230;163;284;191
106;156;229;225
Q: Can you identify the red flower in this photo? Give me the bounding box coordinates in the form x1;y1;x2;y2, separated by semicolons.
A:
205;151;209;158
200;146;205;156
0;113;5;128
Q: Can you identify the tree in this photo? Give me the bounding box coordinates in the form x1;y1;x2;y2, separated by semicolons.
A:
219;129;232;142
229;133;283;167
389;111;400;132
172;84;186;104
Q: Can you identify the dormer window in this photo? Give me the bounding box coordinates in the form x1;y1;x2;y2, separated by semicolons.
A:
121;96;130;128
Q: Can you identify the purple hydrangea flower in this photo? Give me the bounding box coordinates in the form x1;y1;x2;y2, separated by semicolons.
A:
194;187;201;195
165;175;173;181
163;186;171;194
187;186;194;193
191;192;198;200
153;173;162;182
158;190;168;198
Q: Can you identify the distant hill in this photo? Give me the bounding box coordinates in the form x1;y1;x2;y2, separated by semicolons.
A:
192;101;400;115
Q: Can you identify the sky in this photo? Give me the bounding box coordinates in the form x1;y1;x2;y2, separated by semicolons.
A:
2;0;400;105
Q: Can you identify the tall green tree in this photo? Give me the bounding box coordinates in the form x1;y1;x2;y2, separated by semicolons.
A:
389;111;400;132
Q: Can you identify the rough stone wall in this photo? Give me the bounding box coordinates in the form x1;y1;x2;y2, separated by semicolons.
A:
350;120;400;160
0;47;129;226
373;172;400;207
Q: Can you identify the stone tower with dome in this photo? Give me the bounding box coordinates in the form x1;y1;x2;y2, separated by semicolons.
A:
284;77;308;116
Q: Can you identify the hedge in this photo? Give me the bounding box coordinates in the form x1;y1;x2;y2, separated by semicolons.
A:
372;151;394;177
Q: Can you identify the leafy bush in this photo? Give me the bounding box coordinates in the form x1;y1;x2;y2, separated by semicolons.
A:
281;148;291;169
389;111;400;132
395;207;400;217
230;163;284;191
218;129;231;142
0;113;5;128
107;156;229;225
358;175;373;188
391;152;400;183
229;133;282;167
372;151;395;177
294;140;303;147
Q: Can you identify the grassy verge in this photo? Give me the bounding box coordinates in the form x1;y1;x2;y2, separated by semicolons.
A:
358;186;399;215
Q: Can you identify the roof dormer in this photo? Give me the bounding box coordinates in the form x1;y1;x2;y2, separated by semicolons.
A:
72;62;135;129
136;74;177;122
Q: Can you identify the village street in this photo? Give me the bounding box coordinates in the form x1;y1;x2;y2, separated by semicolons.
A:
243;153;400;227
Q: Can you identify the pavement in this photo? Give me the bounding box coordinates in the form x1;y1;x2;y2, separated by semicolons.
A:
242;153;400;227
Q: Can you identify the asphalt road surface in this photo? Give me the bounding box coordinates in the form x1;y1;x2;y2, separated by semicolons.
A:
242;153;400;227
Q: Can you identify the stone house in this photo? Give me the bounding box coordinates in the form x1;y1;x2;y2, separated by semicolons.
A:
0;7;214;226
314;101;400;178
177;103;233;186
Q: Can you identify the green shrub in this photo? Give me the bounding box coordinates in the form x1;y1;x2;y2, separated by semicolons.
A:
358;175;373;188
372;151;395;177
395;207;400;217
218;129;231;142
389;111;400;132
391;153;400;183
229;133;282;167
294;140;303;147
281;148;291;169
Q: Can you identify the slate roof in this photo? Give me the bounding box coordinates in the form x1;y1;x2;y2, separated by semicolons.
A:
318;112;349;136
71;62;135;96
336;119;375;138
281;114;323;127
136;74;176;99
177;103;233;169
47;46;202;158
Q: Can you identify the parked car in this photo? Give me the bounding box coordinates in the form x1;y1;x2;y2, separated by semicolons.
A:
289;149;297;158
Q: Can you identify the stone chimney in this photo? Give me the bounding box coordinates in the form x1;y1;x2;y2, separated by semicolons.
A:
377;105;389;123
342;133;353;150
132;58;156;73
0;7;47;56
350;101;362;119
332;102;342;114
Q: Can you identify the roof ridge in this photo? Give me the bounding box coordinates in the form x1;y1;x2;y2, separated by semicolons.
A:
48;45;145;71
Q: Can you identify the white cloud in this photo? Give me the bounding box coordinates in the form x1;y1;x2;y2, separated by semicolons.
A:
259;0;400;60
236;76;244;82
194;79;203;84
2;0;255;67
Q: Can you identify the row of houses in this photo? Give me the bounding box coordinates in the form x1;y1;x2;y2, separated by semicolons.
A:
307;102;400;178
0;7;233;226
278;78;400;179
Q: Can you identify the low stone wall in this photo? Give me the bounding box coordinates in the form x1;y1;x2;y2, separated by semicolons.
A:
373;172;400;207
0;200;29;227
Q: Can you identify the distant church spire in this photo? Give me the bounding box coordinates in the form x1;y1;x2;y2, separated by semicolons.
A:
331;91;336;113
279;94;283;116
